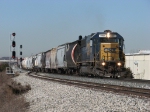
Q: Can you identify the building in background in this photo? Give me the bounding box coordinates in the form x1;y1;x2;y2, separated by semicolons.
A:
125;50;150;80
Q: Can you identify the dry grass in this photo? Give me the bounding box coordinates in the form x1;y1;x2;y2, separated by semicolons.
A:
8;80;31;95
0;71;30;112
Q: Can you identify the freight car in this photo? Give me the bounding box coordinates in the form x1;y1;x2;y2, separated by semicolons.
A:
21;30;126;78
32;52;45;72
56;41;79;74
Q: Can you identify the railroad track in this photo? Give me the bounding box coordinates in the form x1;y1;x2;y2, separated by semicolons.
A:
27;72;150;98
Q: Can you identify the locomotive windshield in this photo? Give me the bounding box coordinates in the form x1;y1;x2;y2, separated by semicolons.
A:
100;38;119;43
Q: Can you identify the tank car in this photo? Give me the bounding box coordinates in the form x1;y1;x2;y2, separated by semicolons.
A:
76;30;125;78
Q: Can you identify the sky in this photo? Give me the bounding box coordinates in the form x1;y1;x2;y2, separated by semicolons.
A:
0;0;150;58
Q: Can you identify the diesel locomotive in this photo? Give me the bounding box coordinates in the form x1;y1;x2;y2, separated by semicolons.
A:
21;30;126;78
76;30;125;78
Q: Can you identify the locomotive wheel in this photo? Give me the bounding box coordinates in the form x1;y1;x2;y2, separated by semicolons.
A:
58;69;61;74
90;74;94;78
45;69;47;73
115;76;118;79
51;70;53;73
100;76;104;79
67;70;70;74
65;70;68;74
79;69;83;76
69;70;72;74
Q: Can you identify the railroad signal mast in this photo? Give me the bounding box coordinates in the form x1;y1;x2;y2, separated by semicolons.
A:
11;33;16;59
8;32;16;72
20;45;23;68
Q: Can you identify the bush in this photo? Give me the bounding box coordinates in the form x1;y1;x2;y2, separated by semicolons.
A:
0;71;30;112
123;67;134;78
8;81;31;94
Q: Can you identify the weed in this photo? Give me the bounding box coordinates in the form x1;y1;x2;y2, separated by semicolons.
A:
0;72;30;112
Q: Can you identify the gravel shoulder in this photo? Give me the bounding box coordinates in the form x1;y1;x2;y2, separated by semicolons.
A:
13;72;150;112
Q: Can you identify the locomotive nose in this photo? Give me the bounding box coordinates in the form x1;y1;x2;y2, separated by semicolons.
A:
100;43;119;61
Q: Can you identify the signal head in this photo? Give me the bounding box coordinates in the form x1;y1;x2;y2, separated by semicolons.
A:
12;33;16;36
12;41;16;47
12;51;16;59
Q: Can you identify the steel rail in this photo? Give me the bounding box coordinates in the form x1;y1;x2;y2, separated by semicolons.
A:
27;72;150;98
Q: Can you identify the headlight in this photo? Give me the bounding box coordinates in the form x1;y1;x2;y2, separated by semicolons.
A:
117;62;121;66
106;32;110;38
102;62;105;66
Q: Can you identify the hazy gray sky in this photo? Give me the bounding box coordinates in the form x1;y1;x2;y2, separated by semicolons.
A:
1;0;150;57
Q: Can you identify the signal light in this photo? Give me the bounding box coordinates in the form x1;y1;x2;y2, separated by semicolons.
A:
12;33;16;36
20;51;22;55
20;45;22;48
12;41;16;47
12;51;16;59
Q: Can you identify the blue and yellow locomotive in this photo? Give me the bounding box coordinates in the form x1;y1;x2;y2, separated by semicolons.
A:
76;30;125;78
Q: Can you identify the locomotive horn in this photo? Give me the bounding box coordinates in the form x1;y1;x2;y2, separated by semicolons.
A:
104;30;112;33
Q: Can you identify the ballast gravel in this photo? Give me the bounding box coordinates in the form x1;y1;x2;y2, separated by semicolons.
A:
41;73;150;89
13;72;150;112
